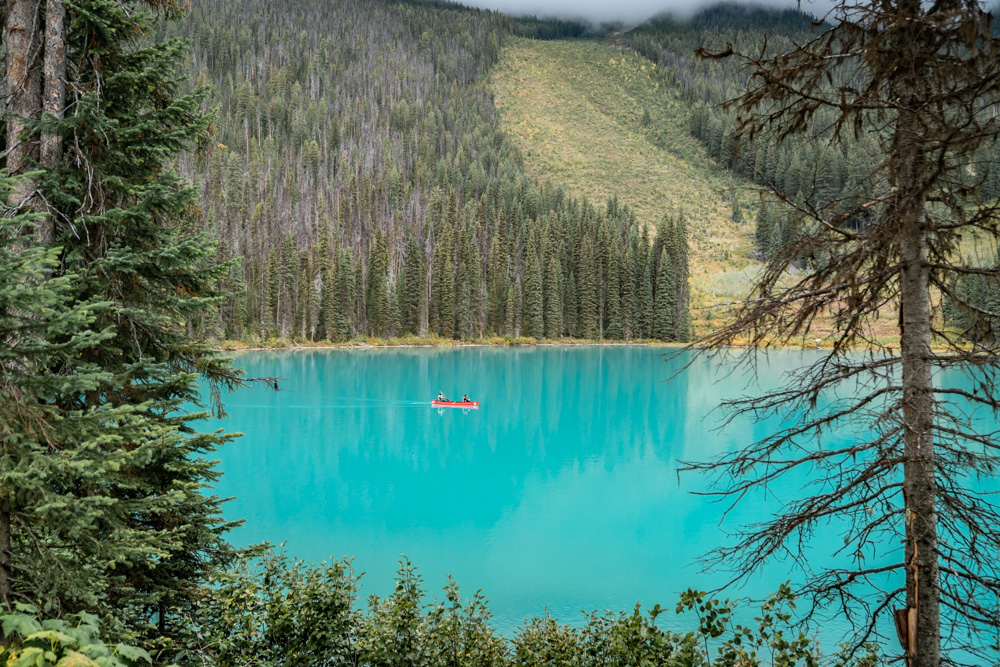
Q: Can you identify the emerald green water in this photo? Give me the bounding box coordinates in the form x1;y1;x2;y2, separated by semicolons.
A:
205;347;989;649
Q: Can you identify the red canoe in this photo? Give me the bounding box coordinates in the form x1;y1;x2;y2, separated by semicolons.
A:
431;400;479;408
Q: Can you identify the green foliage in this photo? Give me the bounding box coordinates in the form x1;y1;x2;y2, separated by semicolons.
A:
523;245;545;339
359;563;507;667
186;549;358;666
676;584;823;667
4;0;247;652
0;605;155;667
184;551;882;667
0;183;121;613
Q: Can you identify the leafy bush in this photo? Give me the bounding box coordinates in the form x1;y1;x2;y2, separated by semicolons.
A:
358;564;506;667
185;548;359;667
178;548;884;666
0;605;154;667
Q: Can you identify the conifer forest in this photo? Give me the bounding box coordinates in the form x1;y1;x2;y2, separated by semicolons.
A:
167;0;692;343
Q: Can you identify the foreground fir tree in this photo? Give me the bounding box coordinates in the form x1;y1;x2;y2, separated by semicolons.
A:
691;1;1000;664
0;189;119;614
3;0;258;653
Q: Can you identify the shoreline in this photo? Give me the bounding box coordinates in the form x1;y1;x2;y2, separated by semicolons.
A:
212;338;969;354
210;337;833;353
214;338;691;353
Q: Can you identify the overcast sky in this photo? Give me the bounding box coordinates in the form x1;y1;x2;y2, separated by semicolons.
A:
460;0;804;25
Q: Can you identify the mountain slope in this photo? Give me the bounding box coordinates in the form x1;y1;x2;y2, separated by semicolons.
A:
492;38;757;315
172;0;693;343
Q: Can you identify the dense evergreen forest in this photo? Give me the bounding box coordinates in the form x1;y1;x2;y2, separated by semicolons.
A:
167;0;692;344
622;4;1000;260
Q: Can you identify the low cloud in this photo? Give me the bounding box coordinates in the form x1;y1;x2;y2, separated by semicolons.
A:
460;0;803;25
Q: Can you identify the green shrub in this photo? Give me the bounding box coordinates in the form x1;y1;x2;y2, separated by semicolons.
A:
0;605;154;667
181;550;885;667
186;548;359;667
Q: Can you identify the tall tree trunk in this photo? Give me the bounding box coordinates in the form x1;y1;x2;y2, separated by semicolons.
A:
0;490;12;611
39;0;66;244
893;2;942;662
897;109;942;667
5;0;42;213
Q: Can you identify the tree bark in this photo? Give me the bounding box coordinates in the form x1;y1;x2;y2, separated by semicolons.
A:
891;1;942;660
897;111;942;667
0;490;12;611
4;0;42;214
38;0;66;244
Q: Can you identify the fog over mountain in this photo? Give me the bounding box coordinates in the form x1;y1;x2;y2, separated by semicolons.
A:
459;0;807;25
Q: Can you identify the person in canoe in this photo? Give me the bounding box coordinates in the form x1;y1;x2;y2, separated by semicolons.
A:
437;391;448;402
462;394;471;403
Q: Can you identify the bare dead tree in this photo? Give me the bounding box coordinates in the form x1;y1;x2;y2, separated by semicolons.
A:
688;2;1000;666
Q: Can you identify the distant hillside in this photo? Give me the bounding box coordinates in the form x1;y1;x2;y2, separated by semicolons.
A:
172;0;978;345
686;2;822;32
619;3;1000;264
169;0;693;343
491;38;756;321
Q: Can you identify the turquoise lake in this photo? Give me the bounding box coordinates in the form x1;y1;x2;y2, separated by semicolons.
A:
205;346;996;653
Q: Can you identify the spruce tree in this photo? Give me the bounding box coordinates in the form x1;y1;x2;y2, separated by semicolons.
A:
654;247;675;341
620;244;636;341
403;235;425;335
440;250;456;339
387;283;402;338
578;238;599;340
755;202;775;258
504;285;517;337
488;234;508;333
637;232;654;340
318;225;334;341
3;0;251;648
226;263;248;340
605;237;624;340
543;235;563;338
466;228;485;338
321;254;338;341
595;224;610;338
367;229;390;336
329;249;354;341
353;253;366;334
0;190;118;613
280;235;298;335
672;214;692;342
456;227;473;339
265;248;280;336
429;226;451;335
303;255;320;341
564;271;579;338
523;246;544;339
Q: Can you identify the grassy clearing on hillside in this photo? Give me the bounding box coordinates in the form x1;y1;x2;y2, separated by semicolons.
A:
492;38;758;322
